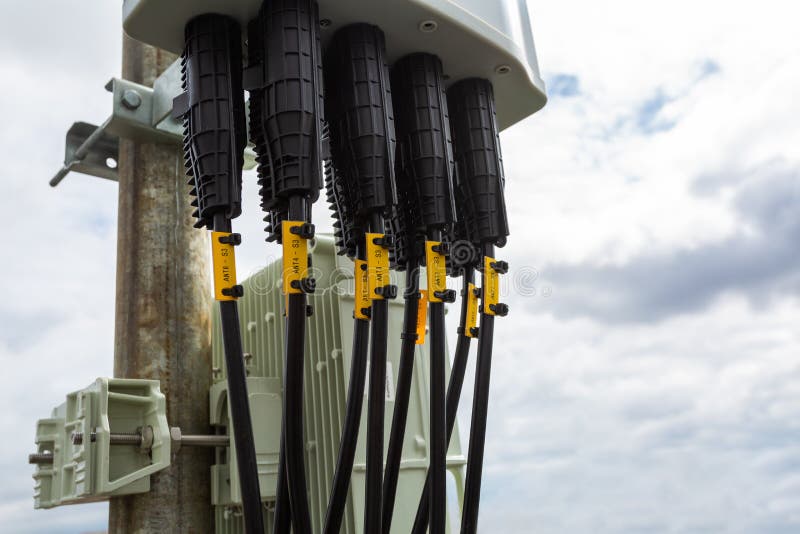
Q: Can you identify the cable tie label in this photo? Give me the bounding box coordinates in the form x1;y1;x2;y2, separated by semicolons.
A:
466;283;479;337
211;231;238;301
366;233;390;300
425;241;448;303
484;256;500;316
354;259;371;320
282;221;309;296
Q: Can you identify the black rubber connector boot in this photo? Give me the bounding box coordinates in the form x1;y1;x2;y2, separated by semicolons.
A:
246;17;286;243
326;157;361;257
447;78;510;247
326;24;397;216
245;0;326;242
325;24;397;258
391;53;456;234
174;15;246;230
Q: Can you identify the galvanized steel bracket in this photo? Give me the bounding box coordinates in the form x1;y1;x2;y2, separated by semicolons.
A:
50;60;256;187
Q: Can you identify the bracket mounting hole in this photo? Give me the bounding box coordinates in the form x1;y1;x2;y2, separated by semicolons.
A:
419;20;438;33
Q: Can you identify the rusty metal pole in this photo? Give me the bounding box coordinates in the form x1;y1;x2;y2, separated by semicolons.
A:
109;34;213;533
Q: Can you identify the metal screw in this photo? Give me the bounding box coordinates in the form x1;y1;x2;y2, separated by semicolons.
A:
320;18;332;28
495;64;512;75
112;432;143;445
72;430;143;446
29;452;54;465
121;89;142;110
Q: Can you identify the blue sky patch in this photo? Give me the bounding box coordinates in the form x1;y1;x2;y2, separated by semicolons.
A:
548;73;581;98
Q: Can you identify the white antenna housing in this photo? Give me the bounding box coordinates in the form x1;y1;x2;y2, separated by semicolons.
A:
122;0;546;129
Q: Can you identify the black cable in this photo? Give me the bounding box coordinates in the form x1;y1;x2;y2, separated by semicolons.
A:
215;217;265;534
461;245;495;534
272;436;291;533
323;247;371;534
410;268;475;534
428;232;448;534
273;299;292;534
381;259;421;533
445;269;476;452
219;303;265;534
281;196;313;534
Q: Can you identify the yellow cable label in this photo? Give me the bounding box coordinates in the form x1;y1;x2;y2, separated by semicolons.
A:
416;290;428;345
282;221;309;296
483;256;500;316
354;259;371;320
425;241;448;303
465;283;479;337
211;232;239;301
366;233;390;300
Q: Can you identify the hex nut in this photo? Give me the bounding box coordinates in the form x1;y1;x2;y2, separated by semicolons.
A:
121;89;142;110
138;425;154;452
170;427;183;453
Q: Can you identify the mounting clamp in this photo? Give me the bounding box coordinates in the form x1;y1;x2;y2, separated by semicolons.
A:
49;60;256;188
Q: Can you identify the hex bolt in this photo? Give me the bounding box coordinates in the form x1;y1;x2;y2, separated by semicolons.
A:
121;89;142;110
111;432;145;446
72;430;144;447
28;453;54;465
170;427;230;453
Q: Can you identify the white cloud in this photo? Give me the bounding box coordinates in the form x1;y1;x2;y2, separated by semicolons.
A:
465;296;800;533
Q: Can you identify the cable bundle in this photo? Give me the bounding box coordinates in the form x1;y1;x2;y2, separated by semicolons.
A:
245;2;326;533
323;23;398;534
448;78;510;534
389;52;456;534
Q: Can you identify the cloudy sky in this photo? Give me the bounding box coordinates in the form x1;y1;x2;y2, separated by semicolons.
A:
1;0;798;532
